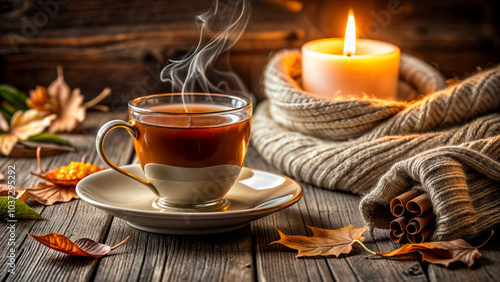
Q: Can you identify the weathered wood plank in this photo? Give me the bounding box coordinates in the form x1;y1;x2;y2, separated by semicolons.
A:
2;110;499;281
245;147;337;281
310;185;428;282
0;0;303;103
160;226;254;281
94;154;255;282
90;217;170;282
95;219;255;282
2;0;497;107
0;111;134;282
244;147;428;282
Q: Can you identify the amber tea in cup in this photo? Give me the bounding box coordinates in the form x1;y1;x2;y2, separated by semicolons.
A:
96;93;252;210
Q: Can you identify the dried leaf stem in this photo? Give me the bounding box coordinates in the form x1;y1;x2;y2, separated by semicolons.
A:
474;230;494;249
83;87;112;109
111;235;130;250
36;146;44;173
353;239;376;254
110;236;131;250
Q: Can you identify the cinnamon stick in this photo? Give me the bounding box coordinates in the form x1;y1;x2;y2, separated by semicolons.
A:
406;212;434;235
390;230;408;244
389;189;436;244
389;216;411;244
407;227;436;244
406;194;432;216
389;189;422;217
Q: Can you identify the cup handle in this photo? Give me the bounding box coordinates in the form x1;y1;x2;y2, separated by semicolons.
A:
96;120;159;196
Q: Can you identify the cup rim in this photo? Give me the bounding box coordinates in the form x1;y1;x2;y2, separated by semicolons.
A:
128;93;252;115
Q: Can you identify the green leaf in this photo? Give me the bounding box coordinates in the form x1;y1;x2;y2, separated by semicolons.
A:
0;84;29;111
27;132;71;146
0;196;43;219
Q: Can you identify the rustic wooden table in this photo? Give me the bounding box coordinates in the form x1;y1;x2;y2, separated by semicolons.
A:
1;111;499;282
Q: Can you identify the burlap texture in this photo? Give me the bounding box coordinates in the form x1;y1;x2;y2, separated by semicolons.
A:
252;49;500;240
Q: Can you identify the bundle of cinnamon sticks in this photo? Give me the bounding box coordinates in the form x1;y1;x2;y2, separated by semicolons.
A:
389;189;435;244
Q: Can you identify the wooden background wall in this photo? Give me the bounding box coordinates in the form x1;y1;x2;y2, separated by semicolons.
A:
0;0;499;106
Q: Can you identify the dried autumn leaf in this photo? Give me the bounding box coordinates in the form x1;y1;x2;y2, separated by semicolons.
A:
28;233;130;258
0;182;77;206
19;147;104;205
48;87;85;133
27;66;111;133
26;183;79;205
271;225;368;257
0;110;8;131
0;109;55;155
0;133;19;157
0;184;29;202
367;239;483;267
31;147;105;187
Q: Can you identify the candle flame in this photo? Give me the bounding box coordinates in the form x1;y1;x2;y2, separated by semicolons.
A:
343;10;356;56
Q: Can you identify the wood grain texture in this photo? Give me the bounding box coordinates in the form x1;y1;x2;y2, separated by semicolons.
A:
93;218;254;282
0;111;134;282
1;111;499;281
1;0;497;104
100;156;254;281
0;0;303;103
244;147;428;282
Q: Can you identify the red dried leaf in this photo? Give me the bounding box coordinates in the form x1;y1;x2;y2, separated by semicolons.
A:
28;233;130;258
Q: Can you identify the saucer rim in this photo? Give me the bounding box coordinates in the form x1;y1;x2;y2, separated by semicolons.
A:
76;164;303;218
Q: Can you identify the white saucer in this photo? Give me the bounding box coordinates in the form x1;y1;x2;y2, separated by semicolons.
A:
76;164;303;234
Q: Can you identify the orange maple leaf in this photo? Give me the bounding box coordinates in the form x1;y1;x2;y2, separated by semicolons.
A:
271;225;368;257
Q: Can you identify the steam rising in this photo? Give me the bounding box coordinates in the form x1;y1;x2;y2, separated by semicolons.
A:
160;0;251;98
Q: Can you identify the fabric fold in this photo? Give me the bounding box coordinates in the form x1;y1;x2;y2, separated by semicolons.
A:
359;136;500;240
253;48;500;240
252;102;500;196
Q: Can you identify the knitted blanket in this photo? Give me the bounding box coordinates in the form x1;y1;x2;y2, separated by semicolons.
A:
252;49;500;240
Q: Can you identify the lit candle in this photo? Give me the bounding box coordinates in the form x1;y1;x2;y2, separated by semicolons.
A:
302;11;400;100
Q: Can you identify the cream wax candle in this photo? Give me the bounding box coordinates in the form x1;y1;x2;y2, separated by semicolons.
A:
302;11;400;100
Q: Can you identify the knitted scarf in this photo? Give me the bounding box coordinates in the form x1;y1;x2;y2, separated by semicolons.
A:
252;49;500;240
